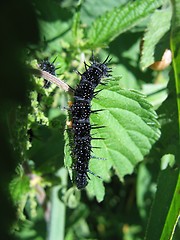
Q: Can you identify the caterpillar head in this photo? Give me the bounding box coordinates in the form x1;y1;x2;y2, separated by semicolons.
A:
75;172;88;190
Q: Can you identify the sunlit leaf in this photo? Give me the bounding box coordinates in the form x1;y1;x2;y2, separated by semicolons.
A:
86;0;163;48
65;79;160;201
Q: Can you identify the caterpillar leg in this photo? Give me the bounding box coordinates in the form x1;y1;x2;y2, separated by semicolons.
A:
87;169;102;179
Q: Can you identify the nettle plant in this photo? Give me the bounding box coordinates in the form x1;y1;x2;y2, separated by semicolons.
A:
9;0;180;239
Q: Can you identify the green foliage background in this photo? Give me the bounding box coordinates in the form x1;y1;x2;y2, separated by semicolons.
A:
1;0;180;239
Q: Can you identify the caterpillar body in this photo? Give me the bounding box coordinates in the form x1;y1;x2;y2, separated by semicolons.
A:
70;56;111;189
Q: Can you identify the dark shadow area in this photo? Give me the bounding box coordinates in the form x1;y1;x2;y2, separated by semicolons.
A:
28;114;66;173
0;1;40;239
155;69;179;159
33;0;73;22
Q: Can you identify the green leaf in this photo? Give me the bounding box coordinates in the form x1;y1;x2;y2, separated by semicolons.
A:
140;2;172;70
86;0;163;48
65;79;160;201
80;0;127;26
9;166;30;203
145;167;180;240
33;0;72;52
90;80;160;177
72;4;81;41
9;166;30;220
29;120;65;174
86;175;105;202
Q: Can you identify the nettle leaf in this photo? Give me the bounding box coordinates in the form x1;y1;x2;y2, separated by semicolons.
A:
9;166;30;203
86;0;163;48
65;79;160;202
9;166;30;220
80;0;126;26
140;3;172;70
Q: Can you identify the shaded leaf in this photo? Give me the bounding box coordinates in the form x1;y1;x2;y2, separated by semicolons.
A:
9;166;30;203
145;167;180;240
136;163;154;219
9;166;30;220
33;0;72;51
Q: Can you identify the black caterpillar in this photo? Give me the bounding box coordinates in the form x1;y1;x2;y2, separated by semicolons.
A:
39;58;58;88
70;56;111;189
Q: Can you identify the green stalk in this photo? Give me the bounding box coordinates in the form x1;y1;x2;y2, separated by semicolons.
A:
47;168;67;240
170;0;180;141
